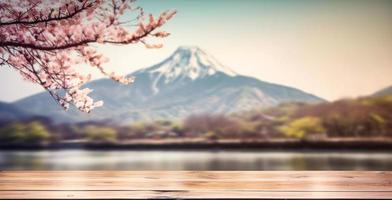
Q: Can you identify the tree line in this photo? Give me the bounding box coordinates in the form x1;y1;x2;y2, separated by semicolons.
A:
1;95;391;145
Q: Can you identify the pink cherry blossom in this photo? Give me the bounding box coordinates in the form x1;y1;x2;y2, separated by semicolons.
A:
0;0;176;113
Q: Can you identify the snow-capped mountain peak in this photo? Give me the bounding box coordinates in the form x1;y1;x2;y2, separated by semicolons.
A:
15;45;324;123
140;46;237;83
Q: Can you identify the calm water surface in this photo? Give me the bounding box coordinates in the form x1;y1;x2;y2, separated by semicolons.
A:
0;150;391;170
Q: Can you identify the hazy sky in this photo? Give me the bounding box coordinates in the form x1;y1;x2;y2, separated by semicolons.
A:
1;0;392;102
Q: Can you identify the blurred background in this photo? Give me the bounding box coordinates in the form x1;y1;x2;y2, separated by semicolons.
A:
1;0;392;170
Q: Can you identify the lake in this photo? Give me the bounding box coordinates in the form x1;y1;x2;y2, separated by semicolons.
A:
0;150;391;170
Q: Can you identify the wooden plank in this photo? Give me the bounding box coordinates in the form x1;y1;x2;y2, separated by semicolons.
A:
1;180;391;191
1;191;392;199
0;171;391;199
1;171;391;180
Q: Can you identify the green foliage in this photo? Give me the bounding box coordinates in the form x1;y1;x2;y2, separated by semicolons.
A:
370;113;385;125
171;123;184;135
0;123;25;143
204;131;218;141
280;117;325;139
0;121;50;144
25;121;51;143
83;125;117;143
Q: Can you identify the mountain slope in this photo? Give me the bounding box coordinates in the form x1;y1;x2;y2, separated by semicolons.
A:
15;46;324;123
0;101;34;121
373;85;392;97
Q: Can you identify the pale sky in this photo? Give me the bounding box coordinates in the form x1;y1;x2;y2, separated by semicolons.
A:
1;0;392;102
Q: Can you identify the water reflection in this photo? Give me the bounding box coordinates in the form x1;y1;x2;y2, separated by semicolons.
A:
0;150;391;170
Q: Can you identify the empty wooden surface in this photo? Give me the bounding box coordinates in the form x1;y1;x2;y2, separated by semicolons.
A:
0;171;391;199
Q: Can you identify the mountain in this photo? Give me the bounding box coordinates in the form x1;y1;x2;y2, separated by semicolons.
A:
0;101;34;122
373;85;392;97
14;46;324;123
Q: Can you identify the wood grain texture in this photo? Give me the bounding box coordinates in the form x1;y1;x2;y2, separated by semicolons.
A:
0;171;391;199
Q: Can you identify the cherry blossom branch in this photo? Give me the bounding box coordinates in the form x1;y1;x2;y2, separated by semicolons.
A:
0;1;96;26
0;0;176;113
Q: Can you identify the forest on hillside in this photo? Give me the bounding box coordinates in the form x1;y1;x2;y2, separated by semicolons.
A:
1;95;391;148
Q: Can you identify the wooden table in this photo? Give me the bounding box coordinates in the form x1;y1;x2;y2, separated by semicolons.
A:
0;171;391;199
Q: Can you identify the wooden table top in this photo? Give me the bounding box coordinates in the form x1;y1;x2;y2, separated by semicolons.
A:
0;171;391;199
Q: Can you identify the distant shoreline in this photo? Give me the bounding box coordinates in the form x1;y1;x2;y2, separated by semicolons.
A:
1;138;392;151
